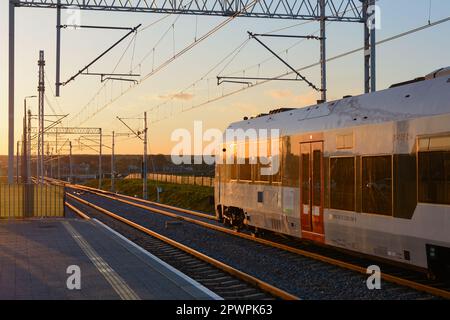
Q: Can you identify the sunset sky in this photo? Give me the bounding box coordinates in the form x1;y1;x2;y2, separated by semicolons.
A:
1;0;449;156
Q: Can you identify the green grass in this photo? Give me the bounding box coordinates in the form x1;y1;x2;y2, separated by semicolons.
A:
83;179;215;214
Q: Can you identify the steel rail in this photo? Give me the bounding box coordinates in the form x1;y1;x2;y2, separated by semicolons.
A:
66;193;299;300
69;182;218;221
65;202;91;220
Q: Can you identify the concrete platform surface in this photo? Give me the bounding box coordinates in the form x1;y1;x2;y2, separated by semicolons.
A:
0;218;220;300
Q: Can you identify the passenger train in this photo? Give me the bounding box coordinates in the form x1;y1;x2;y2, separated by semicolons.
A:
214;67;450;279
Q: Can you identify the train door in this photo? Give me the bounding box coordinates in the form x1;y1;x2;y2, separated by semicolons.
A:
300;141;325;243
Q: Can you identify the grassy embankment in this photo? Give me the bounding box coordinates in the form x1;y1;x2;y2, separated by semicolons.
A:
83;179;215;214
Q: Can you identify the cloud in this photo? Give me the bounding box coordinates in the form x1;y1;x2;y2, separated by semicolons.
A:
268;89;293;99
140;92;195;102
291;91;317;106
158;92;194;101
266;89;317;106
232;102;260;114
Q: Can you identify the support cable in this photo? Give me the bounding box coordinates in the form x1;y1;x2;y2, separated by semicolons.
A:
130;33;138;73
62;24;141;86
70;31;141;124
45;72;64;115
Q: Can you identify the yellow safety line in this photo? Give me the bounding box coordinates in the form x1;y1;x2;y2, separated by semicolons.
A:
62;221;140;300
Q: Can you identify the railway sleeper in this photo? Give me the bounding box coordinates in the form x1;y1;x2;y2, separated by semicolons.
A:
197;279;241;286
196;272;229;279
214;288;259;296
197;275;234;282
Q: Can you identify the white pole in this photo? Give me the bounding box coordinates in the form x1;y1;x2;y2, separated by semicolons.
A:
320;0;326;102
27;110;32;184
111;131;115;193
143;112;148;200
99;129;102;189
56;0;61;97
8;1;15;184
69;141;73;183
38;51;46;184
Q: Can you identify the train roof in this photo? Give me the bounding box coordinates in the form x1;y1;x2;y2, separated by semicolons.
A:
227;69;450;137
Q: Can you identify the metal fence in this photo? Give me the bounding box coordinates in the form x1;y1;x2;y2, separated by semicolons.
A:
0;184;65;218
125;173;214;187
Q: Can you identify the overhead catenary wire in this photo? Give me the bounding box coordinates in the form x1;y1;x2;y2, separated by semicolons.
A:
137;0;368;122
221;23;328;78
62;24;142;87
69;14;177;126
139;0;259;85
129;37;252;119
148;16;450;124
72;0;364;129
44;72;64;115
266;20;319;35
133;4;360;120
220;0;371;78
138;20;334;119
44;95;58;118
70;30;142;125
71;14;185;126
73;0;261;126
140;14;172;32
135;14;183;72
130;33;138;73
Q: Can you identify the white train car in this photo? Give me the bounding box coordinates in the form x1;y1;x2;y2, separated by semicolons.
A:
215;68;450;278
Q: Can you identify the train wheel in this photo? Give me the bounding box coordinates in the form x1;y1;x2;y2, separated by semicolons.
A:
427;272;437;281
223;219;231;227
251;227;260;238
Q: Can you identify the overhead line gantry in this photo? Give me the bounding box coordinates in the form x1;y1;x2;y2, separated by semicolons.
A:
13;0;366;21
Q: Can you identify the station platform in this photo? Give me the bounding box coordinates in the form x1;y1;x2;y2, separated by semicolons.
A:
0;218;220;300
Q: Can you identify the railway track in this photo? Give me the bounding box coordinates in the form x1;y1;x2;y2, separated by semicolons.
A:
61;182;450;300
57;181;447;300
63;181;450;300
65;196;297;300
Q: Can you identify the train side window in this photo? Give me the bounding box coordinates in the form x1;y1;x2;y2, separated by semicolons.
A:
256;139;270;182
227;143;238;180
230;162;238;181
418;135;450;205
271;138;282;184
239;142;252;181
282;136;299;187
419;136;450;151
362;155;393;216
418;153;450;204
330;157;355;211
393;154;417;219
